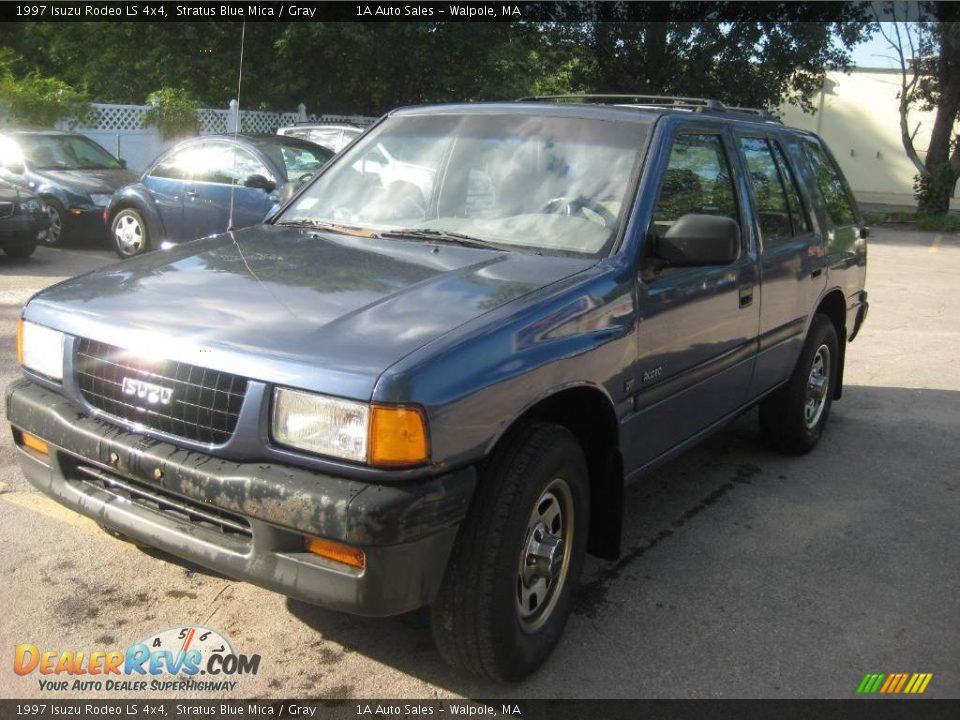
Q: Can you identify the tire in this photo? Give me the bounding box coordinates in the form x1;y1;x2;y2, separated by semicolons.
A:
111;207;149;258
3;241;36;259
760;314;840;455
431;422;589;681
42;198;66;246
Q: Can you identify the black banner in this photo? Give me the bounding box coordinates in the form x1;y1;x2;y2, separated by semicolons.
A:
1;1;959;24
3;699;960;720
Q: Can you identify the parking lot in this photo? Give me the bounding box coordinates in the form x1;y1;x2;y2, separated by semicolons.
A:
1;226;958;699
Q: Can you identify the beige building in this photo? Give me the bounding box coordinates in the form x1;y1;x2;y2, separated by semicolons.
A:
778;67;959;210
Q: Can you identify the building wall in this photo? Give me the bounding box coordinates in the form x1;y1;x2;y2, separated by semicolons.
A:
778;68;959;210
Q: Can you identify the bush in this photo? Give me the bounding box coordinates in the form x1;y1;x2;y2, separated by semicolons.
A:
0;69;92;128
142;88;200;139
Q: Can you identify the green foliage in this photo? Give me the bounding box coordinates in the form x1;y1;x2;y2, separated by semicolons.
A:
142;88;199;139
0;53;91;128
913;166;958;216
863;208;960;232
0;17;873;115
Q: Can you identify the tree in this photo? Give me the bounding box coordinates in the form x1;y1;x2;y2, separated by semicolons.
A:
876;4;960;214
542;13;872;112
0;51;91;127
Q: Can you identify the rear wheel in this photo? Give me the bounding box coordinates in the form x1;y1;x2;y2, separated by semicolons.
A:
431;423;589;681
760;314;839;454
111;208;149;258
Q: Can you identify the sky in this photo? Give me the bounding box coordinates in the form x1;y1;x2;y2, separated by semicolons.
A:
848;22;918;70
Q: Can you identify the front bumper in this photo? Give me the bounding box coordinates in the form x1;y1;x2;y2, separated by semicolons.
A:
6;379;475;616
0;212;48;249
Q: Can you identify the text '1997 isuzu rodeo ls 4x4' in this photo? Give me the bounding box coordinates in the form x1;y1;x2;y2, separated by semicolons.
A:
8;95;867;680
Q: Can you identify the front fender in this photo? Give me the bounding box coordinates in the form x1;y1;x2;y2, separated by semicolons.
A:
107;184;165;242
373;263;637;470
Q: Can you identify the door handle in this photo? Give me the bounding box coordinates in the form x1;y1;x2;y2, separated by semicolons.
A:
739;286;754;308
185;190;199;199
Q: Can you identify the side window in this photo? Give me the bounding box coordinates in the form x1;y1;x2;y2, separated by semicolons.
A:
652;133;737;237
192;144;271;186
149;145;202;181
802;138;856;227
770;141;811;236
739;137;794;245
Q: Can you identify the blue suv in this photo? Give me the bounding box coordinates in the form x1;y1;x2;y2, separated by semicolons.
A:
7;96;868;680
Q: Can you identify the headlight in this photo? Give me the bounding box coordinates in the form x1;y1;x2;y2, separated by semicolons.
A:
17;320;65;381
272;387;428;466
19;198;42;213
89;194;113;207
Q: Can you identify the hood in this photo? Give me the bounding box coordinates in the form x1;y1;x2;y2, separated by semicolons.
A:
36;168;139;195
26;224;593;400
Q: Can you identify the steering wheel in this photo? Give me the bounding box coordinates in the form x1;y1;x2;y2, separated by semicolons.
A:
541;196;616;227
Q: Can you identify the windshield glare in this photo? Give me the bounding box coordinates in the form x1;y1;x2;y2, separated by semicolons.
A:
278;114;647;256
18;134;121;170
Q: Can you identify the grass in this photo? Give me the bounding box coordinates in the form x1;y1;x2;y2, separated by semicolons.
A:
863;210;960;233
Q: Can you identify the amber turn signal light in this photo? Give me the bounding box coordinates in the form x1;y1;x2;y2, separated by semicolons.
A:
16;319;24;364
369;405;429;466
304;536;366;570
20;431;49;457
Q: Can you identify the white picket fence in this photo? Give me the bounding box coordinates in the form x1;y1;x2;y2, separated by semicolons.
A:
66;101;376;172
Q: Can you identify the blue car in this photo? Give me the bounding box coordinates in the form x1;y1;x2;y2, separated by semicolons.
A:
0;130;138;246
106;134;333;257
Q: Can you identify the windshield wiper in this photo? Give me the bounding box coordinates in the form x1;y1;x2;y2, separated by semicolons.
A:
275;219;379;238
380;228;513;252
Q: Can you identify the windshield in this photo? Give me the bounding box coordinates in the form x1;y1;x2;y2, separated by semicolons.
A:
260;141;334;181
18;134;121;170
277;113;648;256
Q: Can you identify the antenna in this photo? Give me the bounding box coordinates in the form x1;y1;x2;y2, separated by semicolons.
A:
227;20;246;231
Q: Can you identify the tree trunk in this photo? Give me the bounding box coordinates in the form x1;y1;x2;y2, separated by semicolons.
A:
919;22;960;215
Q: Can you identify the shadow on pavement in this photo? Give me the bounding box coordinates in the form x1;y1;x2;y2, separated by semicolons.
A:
283;385;960;697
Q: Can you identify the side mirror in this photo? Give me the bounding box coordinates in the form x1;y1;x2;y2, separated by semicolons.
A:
1;162;25;175
654;214;741;267
243;174;276;193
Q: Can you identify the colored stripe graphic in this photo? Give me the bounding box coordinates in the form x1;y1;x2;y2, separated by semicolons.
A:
857;672;933;694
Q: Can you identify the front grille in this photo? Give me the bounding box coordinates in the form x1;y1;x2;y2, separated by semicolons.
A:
66;458;252;541
76;338;248;445
0;202;14;219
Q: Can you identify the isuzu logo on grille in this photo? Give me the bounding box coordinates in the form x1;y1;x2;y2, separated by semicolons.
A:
121;377;173;406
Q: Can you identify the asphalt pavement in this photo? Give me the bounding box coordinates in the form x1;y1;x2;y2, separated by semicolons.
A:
0;228;957;699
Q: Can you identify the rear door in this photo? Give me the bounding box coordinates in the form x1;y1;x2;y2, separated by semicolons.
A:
626;123;760;469
735;133;828;396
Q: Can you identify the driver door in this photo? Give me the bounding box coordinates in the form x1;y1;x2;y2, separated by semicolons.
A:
183;142;274;239
625;126;760;469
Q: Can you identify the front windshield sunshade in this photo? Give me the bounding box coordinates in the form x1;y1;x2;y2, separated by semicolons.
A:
278;114;648;257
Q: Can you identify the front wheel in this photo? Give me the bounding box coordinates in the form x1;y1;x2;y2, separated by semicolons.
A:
431;423;589;681
42;199;65;246
760;314;840;454
111;208;149;258
3;241;36;259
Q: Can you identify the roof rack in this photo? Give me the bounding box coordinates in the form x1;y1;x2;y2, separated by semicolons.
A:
516;94;781;122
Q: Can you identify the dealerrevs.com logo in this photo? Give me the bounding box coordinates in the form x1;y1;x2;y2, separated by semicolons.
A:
14;626;261;693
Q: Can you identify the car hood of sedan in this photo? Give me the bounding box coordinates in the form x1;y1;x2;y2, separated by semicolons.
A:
25;224;594;399
39;168;140;194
